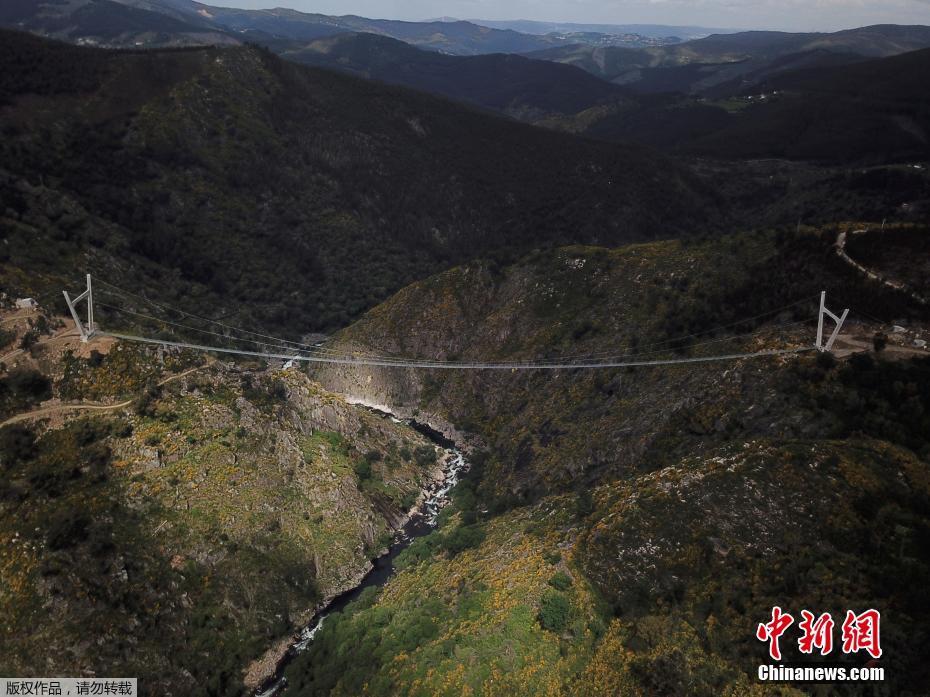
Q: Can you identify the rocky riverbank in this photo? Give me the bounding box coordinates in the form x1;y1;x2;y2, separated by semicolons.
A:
248;409;470;696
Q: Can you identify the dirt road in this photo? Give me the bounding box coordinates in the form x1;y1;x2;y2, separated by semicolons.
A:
0;365;206;428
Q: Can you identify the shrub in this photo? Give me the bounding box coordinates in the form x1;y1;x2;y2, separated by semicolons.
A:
414;445;435;468
0;424;37;467
112;420;133;438
241;374;288;408
2;367;52;402
0;328;15;349
439;524;485;557
400;491;418;510
548;571;573;591
134;381;161;417
353;458;372;480
18;331;38;350
45;511;91;550
395;534;441;569
538;589;570;632
72;419;109;446
575;488;594;518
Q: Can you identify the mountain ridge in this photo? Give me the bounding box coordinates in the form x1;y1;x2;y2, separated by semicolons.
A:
0;29;717;338
274;31;630;119
525;23;930;93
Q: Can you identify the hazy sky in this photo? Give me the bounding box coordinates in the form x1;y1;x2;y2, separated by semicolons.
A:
215;0;930;32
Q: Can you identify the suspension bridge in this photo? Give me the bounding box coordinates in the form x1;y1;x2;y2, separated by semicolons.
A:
60;275;850;371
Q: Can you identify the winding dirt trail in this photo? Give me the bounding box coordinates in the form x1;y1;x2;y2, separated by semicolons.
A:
829;334;928;360
836;228;929;306
0;365;207;428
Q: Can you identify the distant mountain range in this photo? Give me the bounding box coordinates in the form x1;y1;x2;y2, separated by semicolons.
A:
552;46;929;164
0;0;571;54
255;24;930;165
461;19;734;41
4;2;928;166
0;0;238;47
525;24;930;94
272;32;630;120
7;1;929;97
5;1;736;53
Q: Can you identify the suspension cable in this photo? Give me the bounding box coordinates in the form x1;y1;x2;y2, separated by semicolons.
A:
95;279;816;365
101;330;813;370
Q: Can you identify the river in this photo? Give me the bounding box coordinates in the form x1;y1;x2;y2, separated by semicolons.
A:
255;408;469;696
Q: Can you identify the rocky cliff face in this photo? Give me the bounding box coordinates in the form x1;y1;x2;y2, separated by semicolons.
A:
313;236;822;504
0;313;442;696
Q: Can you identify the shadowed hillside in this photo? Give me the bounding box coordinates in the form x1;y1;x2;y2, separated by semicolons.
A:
542;47;930;165
274;32;630;120
0;29;717;337
0;0;236;47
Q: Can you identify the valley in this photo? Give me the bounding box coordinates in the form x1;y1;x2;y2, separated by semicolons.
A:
1;5;929;696
293;229;930;695
0;304;459;696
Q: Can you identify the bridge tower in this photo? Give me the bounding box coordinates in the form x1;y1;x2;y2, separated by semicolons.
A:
63;274;95;343
815;291;849;352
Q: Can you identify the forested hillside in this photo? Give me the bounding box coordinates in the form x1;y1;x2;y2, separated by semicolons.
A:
301;227;930;695
0;30;716;337
274;32;629;120
542;47;930;164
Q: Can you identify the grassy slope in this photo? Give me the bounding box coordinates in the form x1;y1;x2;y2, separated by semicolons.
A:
287;432;930;696
0;29;715;336
296;228;930;694
0;333;441;696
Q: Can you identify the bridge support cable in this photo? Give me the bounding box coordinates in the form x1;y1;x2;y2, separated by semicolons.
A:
94;277;819;365
94;278;342;356
100;330;813;370
96;298;808;367
92;276;819;364
75;274;831;369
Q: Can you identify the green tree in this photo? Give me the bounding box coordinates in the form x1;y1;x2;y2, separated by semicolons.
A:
538;590;570;632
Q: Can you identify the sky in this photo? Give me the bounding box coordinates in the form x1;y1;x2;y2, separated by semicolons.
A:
214;0;930;32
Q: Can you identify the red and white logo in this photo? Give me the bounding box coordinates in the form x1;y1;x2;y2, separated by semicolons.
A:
756;607;882;660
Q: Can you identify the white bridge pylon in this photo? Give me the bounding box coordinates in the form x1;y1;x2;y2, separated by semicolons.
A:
63;274;95;343
815;291;849;353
